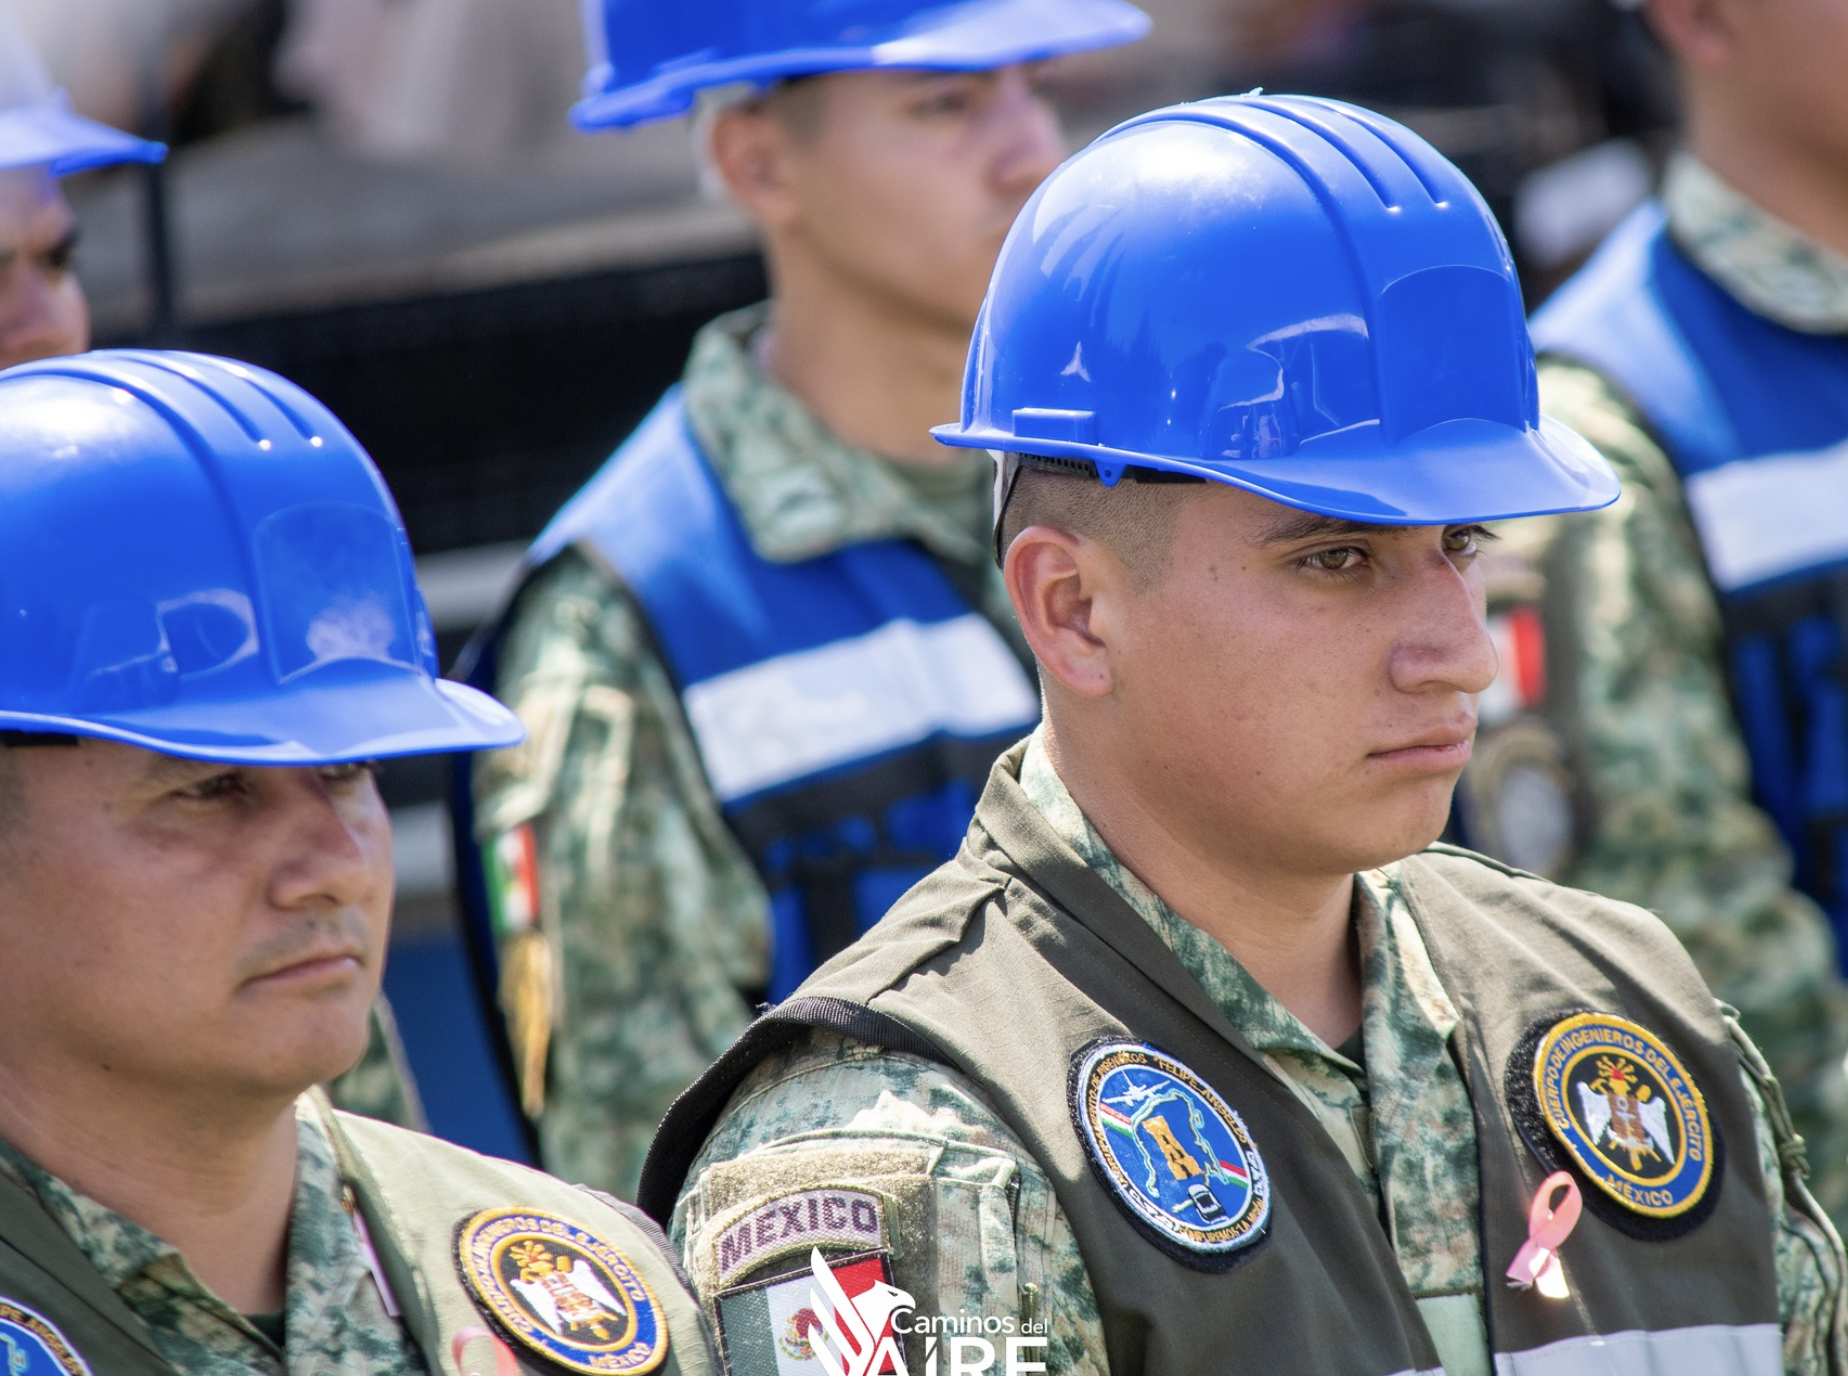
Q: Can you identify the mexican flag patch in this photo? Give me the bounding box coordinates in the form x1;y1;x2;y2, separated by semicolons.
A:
487;822;541;936
716;1249;906;1376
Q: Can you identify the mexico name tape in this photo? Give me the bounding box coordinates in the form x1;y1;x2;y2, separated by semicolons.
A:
716;1189;888;1288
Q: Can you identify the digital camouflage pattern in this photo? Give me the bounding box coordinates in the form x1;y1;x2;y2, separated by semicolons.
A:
671;732;1847;1375
671;1032;1105;1374
471;305;1007;1197
1665;156;1848;334
1471;153;1848;1225
323;997;427;1131
0;1103;424;1375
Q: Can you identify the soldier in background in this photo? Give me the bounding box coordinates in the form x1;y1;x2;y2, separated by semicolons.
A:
457;0;1149;1198
0;3;161;365
1457;0;1848;1222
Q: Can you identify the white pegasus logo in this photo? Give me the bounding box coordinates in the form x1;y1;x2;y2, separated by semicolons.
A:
806;1248;915;1376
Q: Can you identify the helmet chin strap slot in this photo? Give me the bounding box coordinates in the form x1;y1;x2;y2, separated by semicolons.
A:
992;451;1209;564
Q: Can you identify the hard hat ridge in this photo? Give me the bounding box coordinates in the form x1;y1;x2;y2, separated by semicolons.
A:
938;92;1618;533
0;350;523;764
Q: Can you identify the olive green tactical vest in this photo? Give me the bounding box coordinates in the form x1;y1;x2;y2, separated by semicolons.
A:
0;1102;718;1376
642;748;1783;1376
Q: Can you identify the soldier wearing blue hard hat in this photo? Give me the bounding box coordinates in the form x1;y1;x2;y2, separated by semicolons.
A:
1459;0;1848;1228
0;9;429;1133
641;95;1844;1373
0;6;161;369
457;0;1149;1198
0;349;722;1376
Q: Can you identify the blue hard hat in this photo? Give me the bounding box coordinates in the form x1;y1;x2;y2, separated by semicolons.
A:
0;94;165;175
935;94;1618;529
0;11;163;174
0;351;523;764
573;0;1152;131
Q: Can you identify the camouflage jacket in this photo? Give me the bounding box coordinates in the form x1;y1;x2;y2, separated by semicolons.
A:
1460;154;1848;1223
323;997;426;1131
668;731;1847;1376
471;305;1007;1197
0;1104;425;1375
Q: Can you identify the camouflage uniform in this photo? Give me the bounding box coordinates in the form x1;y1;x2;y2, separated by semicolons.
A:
472;305;1007;1197
324;998;427;1131
1462;154;1848;1222
670;730;1848;1376
0;1103;424;1375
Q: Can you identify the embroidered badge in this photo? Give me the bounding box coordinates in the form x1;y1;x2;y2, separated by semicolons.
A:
0;1299;92;1375
456;1208;669;1375
714;1188;888;1290
1070;1040;1270;1270
715;1248;906;1376
1507;1011;1721;1238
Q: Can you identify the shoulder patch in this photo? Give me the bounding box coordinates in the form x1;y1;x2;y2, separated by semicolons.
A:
1070;1040;1270;1271
715;1248;904;1376
1505;1011;1722;1239
456;1207;670;1374
714;1187;887;1290
0;1299;92;1375
1455;718;1576;879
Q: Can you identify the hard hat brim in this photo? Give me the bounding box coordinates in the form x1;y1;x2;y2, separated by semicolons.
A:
936;413;1620;525
572;0;1151;131
0;671;524;765
0;100;166;176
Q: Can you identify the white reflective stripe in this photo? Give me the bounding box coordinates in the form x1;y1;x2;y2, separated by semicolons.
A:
1683;442;1848;591
681;613;1040;803
1495;1323;1780;1376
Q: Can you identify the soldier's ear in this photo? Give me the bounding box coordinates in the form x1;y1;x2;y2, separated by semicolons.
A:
1643;0;1745;70
1004;524;1121;701
707;105;801;230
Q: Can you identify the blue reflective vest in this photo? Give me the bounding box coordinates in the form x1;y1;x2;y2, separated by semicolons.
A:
457;390;1040;1002
1530;203;1848;961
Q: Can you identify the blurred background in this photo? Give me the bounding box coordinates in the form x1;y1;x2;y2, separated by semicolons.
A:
36;0;1679;1156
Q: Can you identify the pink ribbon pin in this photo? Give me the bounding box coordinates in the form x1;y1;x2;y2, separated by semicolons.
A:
1505;1171;1581;1300
453;1326;519;1376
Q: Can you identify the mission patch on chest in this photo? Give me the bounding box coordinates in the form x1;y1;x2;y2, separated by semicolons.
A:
1070;1040;1270;1270
0;1299;91;1375
456;1207;669;1374
1507;1011;1720;1237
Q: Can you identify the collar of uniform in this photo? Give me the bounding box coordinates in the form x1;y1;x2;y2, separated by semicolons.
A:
680;304;994;566
0;1134;178;1294
0;1105;376;1356
1016;729;1460;1078
1663;152;1848;334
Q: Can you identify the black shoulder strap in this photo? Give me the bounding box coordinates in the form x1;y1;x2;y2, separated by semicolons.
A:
0;1167;173;1373
636;996;947;1224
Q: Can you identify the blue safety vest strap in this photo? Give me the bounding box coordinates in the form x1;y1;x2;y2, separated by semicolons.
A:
489;389;1039;1000
1531;203;1848;956
1530;203;1742;473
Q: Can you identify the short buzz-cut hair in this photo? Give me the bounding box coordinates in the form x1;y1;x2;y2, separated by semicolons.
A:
0;731;78;833
998;463;1201;590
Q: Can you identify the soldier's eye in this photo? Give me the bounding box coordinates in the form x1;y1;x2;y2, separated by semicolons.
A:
1305;546;1364;572
1443;524;1496;555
